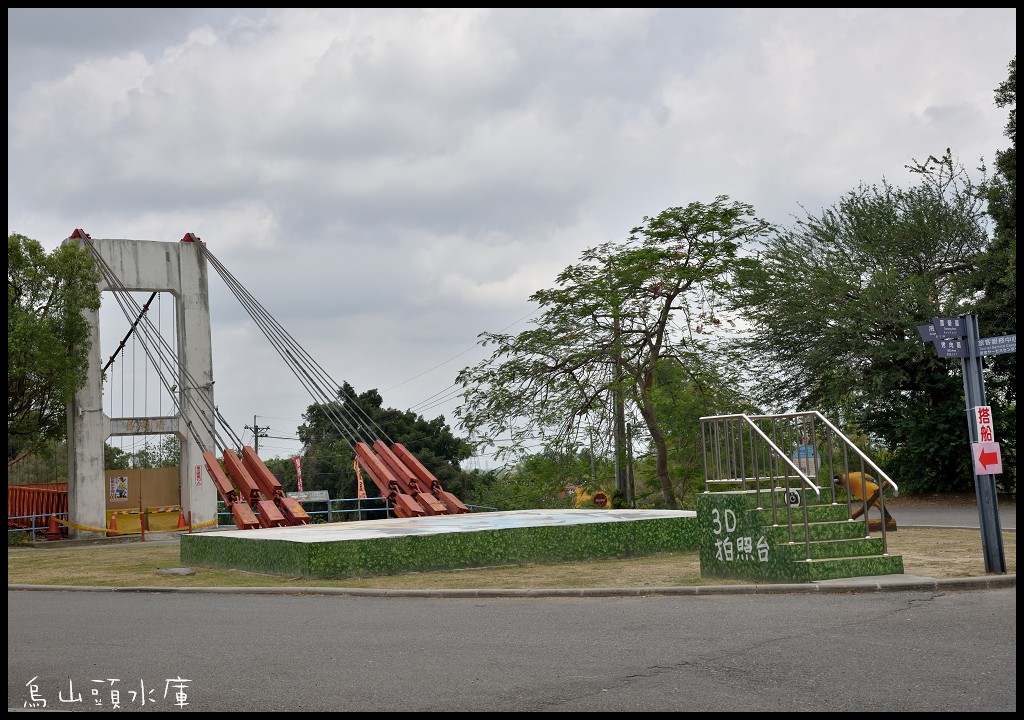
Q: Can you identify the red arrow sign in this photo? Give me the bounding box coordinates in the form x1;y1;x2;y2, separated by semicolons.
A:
973;442;1003;475
978;448;999;469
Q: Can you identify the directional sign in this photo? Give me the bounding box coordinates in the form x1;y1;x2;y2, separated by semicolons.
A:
979;334;1016;356
934;337;968;358
931;317;964;338
287;490;330;502
973;442;1003;475
974;405;996;442
916;324;937;341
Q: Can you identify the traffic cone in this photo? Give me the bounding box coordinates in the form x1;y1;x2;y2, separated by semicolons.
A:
107;513;118;537
45;515;62;541
176;512;186;530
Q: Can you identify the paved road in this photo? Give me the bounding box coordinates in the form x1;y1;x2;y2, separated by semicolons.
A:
6;585;1017;712
884;496;1015;530
8;499;1016;712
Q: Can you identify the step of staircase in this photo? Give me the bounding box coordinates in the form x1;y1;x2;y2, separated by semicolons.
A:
802;553;905;582
698;489;905;583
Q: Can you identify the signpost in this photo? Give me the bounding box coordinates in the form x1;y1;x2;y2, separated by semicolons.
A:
286;490;330;503
978;334;1016;356
919;314;1010;573
593;492;608;508
287;490;332;522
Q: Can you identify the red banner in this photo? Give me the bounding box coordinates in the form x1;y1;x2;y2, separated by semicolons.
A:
293;456;303;492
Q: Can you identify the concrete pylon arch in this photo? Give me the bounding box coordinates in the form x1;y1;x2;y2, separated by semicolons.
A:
66;233;218;536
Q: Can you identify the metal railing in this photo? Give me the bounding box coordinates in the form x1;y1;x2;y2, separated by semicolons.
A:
7;512;69;539
700;410;899;556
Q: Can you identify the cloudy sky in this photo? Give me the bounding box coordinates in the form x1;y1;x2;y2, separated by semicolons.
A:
7;8;1016;465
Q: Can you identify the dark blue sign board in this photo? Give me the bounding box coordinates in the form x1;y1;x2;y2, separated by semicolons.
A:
934;338;968;358
978;334;1016;357
931;317;964;338
916;324;937;341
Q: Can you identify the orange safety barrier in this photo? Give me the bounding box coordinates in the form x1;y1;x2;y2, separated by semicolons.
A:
106;508;143;536
146;506;183;532
8;484;69;532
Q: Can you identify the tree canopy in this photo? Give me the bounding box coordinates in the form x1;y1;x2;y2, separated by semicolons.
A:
966;56;1016;493
456;198;772;508
8;233;101;462
726;152;995;492
288;382;476;503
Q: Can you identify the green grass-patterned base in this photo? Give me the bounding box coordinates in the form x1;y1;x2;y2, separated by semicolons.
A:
697;490;904;583
180;513;702;580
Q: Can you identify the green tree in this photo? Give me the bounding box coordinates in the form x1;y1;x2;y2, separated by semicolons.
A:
965;56;1015;494
7;438;67;485
296;382;475;504
634;356;762;507
456;199;771;508
104;443;133;470
468;452;590;511
727;153;991;493
131;435;181;469
8;234;101;462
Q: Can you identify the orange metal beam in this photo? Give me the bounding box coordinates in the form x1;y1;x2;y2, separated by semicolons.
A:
372;440;448;515
354;442;425;518
203;450;259;529
241;446;310;525
223;450;287;527
391;442;470;514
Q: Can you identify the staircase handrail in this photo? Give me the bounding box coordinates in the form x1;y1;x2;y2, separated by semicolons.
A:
701;413;821;499
747;410;899;496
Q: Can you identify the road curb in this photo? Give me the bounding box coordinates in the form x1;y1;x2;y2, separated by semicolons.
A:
7;573;1015;598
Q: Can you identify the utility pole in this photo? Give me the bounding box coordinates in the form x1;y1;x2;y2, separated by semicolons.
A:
245;415;270;455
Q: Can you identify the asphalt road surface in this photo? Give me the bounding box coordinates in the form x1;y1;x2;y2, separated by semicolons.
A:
884;496;1015;530
7;585;1017;712
8;500;1016;712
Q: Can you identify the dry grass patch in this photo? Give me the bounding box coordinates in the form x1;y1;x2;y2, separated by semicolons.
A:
7;527;1014;589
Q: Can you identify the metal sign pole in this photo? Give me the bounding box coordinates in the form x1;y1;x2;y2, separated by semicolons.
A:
959;312;1006;574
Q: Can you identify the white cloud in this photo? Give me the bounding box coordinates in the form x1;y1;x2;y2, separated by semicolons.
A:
7;7;1015;464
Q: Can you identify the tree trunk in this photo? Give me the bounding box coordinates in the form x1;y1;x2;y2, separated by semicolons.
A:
638;391;677;508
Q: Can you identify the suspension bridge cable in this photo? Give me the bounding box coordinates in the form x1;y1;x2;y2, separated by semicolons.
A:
198;244;394;450
209;260;366;449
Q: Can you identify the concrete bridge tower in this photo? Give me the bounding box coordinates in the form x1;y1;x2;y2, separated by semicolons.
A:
65;232;218;536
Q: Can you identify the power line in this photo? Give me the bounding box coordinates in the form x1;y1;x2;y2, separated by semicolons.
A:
387;307;541;407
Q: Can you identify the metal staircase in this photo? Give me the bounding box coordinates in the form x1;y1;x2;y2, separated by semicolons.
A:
698;411;904;583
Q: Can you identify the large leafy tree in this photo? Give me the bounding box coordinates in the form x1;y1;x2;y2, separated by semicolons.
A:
294;382;475;503
456;199;771;508
726;152;992;493
964;56;1015;494
8;233;101;463
634;355;762;506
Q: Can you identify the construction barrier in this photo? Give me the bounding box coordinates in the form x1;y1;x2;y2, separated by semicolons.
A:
8;484;68;530
146;505;183;532
47;515;219;537
106;508;142;536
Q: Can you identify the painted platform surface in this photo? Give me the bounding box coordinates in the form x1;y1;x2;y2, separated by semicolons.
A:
181;509;700;579
200;508;697;543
